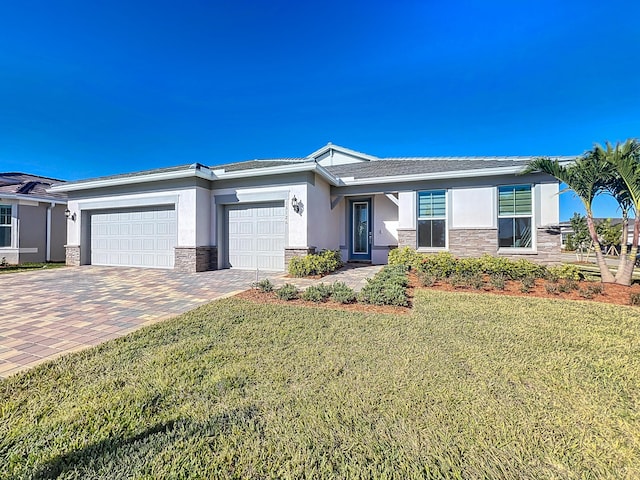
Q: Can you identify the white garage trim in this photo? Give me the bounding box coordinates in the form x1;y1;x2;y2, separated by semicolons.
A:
225;202;286;271
78;195;178;210
90;205;177;269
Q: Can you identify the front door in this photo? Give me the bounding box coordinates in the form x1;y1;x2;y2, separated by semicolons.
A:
350;199;372;261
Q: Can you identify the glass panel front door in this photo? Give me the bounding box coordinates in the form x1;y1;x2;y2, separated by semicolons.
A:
351;199;371;260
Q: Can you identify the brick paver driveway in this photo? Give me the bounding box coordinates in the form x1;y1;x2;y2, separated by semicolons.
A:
0;266;278;378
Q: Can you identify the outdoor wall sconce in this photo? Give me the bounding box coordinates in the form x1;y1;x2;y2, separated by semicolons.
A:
65;208;76;221
291;195;302;214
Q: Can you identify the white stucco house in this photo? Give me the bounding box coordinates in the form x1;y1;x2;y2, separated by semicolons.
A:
49;144;568;272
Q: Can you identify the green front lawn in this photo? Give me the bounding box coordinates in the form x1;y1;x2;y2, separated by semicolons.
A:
2;292;640;478
0;262;65;274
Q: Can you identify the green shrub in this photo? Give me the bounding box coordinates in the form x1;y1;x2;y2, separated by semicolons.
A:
547;264;582;281
276;283;299;300
253;278;274;293
519;276;536;293
288;250;343;277
418;272;436;287
417;252;457;279
586;282;604;295
509;259;547;280
358;265;409;306
454;258;483;277
544;282;559;294
478;255;515;276
489;273;506;290
520;284;531;293
578;288;593;299
302;283;332;302
330;281;356;304
630;293;640;306
468;272;485;290
387;247;423;270
374;264;409;286
288;256;312;277
557;279;579;293
416;253;547;281
449;273;469;289
359;281;408;306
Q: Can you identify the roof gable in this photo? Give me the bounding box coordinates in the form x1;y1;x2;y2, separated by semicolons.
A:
309;143;378;167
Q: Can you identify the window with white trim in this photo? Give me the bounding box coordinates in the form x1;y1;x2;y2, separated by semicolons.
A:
0;205;11;247
498;185;532;248
417;190;446;248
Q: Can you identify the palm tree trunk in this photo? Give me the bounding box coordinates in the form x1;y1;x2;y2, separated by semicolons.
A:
617;216;639;285
586;214;615;283
615;215;629;284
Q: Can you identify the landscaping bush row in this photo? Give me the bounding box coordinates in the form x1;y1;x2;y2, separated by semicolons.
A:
359;265;409;307
255;266;411;307
388;247;581;281
288;249;343;277
254;279;356;304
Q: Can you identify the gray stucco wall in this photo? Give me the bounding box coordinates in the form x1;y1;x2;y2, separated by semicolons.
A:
50;205;67;262
18;204;47;263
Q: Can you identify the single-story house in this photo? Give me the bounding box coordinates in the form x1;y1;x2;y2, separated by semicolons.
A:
0;173;67;264
49;144;569;272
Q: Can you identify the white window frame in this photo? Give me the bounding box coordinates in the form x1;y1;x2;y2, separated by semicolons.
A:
417;190;447;250
497;184;535;251
0;204;12;248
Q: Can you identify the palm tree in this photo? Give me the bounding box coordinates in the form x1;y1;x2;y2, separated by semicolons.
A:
599;139;640;285
523;153;616;283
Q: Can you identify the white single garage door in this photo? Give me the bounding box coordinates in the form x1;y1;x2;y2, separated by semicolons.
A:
91;206;177;268
227;202;286;270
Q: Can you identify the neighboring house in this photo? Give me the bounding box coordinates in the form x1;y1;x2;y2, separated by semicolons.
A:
560;218;634;251
49;144;570;272
0;173;67;264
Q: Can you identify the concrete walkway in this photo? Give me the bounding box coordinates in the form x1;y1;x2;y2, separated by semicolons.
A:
0;263;381;378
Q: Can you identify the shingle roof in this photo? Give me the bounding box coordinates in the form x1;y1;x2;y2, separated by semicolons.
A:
56;164;195;186
0;173;67;200
213;159;307;172
324;157;538;179
50;144;577;190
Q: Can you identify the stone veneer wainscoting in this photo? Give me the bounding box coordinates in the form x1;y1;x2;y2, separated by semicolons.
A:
174;246;218;273
397;229;417;250
397;228;562;264
65;245;81;266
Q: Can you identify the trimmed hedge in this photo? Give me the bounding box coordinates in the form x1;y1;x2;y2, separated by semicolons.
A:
390;249;549;280
288;250;343;277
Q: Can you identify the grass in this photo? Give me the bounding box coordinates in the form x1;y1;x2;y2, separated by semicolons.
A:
0;262;65;274
566;262;640;282
2;292;640;478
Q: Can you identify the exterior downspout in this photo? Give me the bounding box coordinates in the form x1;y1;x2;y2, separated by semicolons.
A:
46;203;53;262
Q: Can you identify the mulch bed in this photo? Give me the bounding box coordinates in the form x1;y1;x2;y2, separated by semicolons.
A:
238;274;640;313
424;275;640;306
237;288;413;315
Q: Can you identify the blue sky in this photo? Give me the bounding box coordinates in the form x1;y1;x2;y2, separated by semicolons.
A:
0;0;638;220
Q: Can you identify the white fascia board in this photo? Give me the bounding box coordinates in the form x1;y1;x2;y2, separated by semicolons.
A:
0;194;67;205
48;168;209;193
214;162;340;185
337;166;547;186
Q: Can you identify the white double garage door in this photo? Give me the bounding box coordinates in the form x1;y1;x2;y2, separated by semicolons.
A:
91;206;177;268
90;202;286;270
